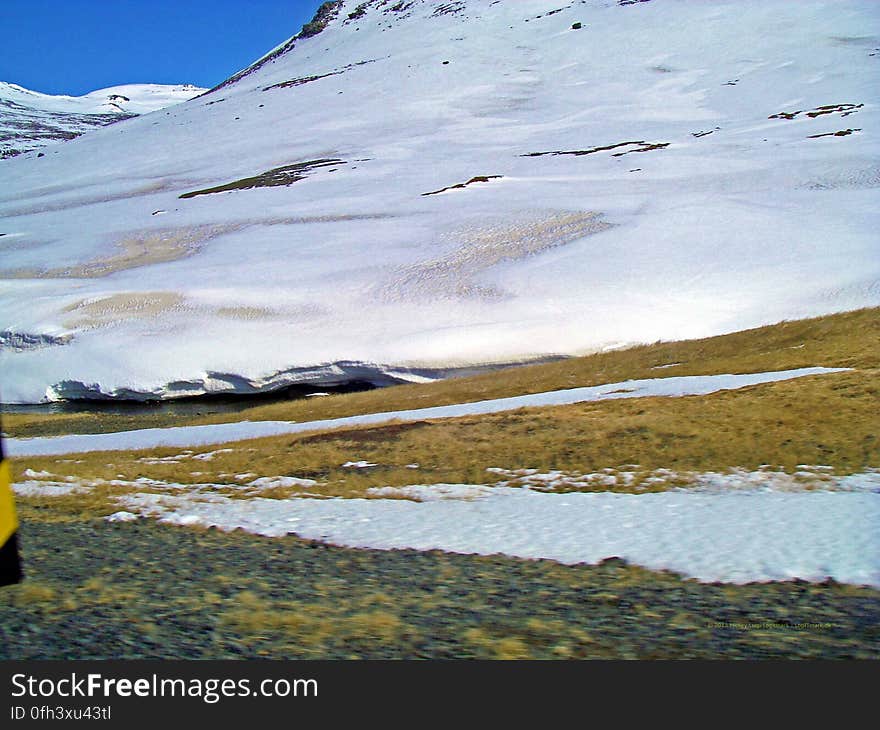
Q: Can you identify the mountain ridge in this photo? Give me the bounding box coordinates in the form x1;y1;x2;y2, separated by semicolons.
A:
0;81;205;159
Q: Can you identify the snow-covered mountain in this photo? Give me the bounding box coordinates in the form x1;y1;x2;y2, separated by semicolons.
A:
0;82;205;159
0;0;877;403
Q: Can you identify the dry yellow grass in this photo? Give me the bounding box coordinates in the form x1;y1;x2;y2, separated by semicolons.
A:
216;591;411;654
2;575;135;614
463;628;533;659
3;409;198;440
9;582;58;606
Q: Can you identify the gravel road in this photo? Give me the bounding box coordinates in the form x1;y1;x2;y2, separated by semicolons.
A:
0;519;876;659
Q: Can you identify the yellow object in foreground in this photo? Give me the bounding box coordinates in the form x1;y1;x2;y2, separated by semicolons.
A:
0;433;23;586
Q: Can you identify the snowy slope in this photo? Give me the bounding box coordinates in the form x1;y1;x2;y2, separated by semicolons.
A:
0;82;205;159
0;0;878;403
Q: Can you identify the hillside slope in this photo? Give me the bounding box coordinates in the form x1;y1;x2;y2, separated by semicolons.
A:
0;0;877;403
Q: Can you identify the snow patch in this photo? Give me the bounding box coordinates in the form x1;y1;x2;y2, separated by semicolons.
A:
246;475;319;489
106;511;139;523
113;484;880;587
21;468;54;478
488;466;880;493
13;481;92;497
366;484;496;501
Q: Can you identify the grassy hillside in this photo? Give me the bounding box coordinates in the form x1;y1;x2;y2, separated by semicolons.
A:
5;307;879;439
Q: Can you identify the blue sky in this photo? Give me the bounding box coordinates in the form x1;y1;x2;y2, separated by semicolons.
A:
1;0;323;95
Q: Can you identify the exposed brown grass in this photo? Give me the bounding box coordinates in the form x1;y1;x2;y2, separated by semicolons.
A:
3;575;136;614
217;591;412;655
3;410;202;439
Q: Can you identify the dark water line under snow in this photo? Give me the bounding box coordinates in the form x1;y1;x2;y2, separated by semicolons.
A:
1;380;379;418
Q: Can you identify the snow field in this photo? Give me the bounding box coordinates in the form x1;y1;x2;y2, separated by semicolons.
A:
1;0;877;402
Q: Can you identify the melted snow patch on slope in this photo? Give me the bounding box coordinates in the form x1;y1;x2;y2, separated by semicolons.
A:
488;466;880;493
12;481;92;497
366;484;496;501
14;465;878;501
11;473;322;499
